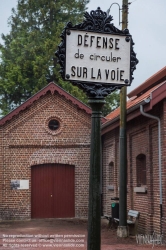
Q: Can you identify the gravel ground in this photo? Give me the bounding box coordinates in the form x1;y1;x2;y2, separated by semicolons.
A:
0;218;165;250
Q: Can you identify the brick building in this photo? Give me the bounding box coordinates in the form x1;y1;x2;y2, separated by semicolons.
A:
102;66;166;235
0;67;166;236
0;82;92;220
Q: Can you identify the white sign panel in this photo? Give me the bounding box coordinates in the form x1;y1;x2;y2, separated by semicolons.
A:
11;180;29;190
65;30;131;85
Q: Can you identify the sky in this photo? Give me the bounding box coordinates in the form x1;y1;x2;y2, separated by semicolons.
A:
0;0;165;94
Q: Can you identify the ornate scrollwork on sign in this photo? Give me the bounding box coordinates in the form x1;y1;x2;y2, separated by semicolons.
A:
55;7;138;98
72;81;119;98
74;8;128;34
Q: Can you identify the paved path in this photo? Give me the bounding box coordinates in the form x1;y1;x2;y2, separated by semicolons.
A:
0;218;165;249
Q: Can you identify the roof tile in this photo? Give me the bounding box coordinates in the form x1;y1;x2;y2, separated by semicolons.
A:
105;81;165;122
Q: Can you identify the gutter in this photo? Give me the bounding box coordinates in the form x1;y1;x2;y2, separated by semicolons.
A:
102;81;166;132
140;102;162;233
102;100;146;130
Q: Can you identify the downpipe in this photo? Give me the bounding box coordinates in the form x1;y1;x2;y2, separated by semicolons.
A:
140;104;162;233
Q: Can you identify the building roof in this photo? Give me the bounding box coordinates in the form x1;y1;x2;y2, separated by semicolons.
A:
128;66;166;98
102;67;166;135
0;82;93;126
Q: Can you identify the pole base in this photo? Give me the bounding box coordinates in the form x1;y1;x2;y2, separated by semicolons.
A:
117;226;129;238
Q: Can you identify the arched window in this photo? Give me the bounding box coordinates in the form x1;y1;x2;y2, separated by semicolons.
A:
109;161;114;185
136;154;146;186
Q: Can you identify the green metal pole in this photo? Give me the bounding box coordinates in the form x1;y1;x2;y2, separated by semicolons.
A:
87;98;105;250
117;0;128;238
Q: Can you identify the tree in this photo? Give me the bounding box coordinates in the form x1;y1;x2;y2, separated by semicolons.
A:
0;0;120;117
0;0;89;115
102;90;120;117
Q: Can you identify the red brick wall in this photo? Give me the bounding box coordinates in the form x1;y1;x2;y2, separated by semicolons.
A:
102;100;165;234
128;127;148;234
0;92;91;220
162;99;166;238
0;127;2;206
102;129;119;217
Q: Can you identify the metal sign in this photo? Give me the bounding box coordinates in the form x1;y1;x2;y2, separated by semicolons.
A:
11;180;29;190
65;30;131;85
56;7;138;250
56;7;138;98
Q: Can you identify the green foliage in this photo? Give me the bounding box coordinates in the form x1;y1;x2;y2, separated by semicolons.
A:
102;90;120;117
0;0;89;115
0;0;120;117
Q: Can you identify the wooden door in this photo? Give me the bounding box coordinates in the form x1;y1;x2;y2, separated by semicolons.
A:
31;164;75;218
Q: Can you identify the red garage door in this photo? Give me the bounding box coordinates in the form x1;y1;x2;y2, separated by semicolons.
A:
31;164;75;218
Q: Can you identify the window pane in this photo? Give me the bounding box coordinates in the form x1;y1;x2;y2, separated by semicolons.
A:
48;120;60;131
